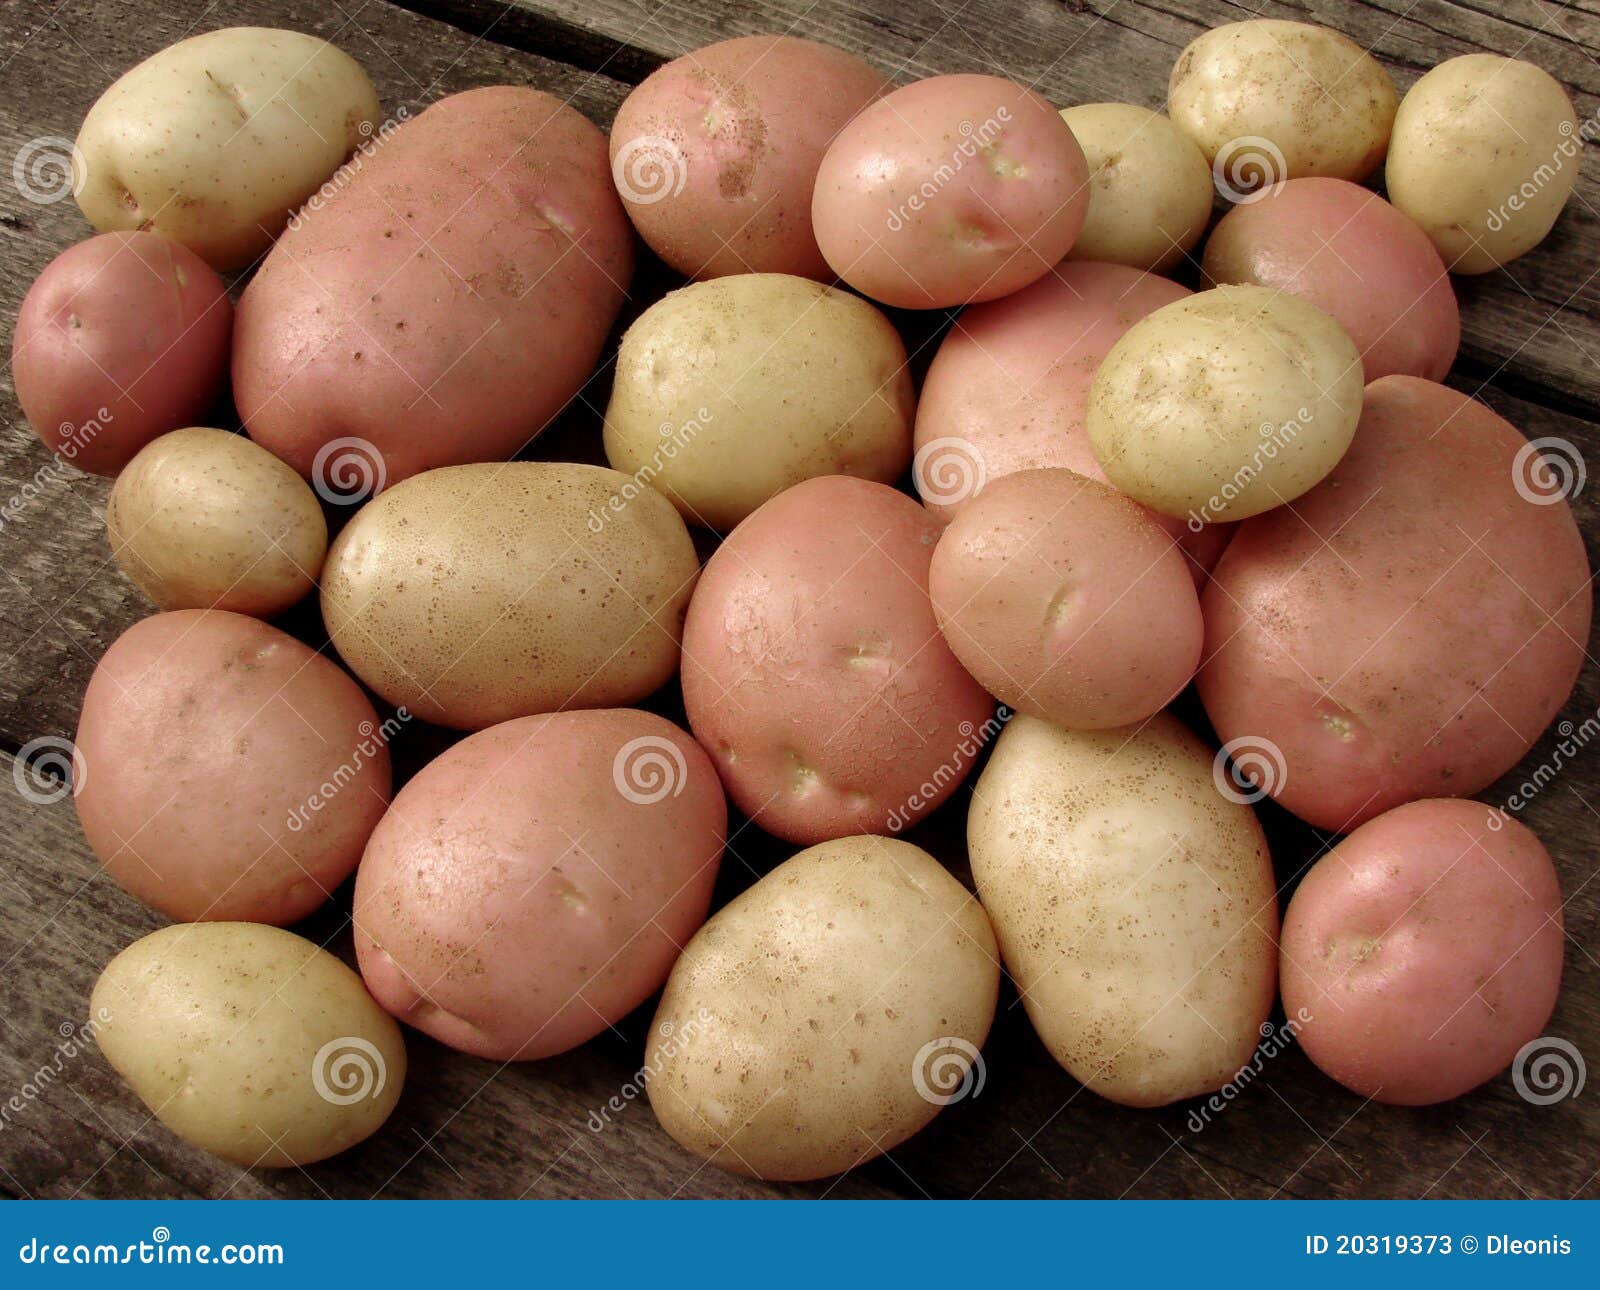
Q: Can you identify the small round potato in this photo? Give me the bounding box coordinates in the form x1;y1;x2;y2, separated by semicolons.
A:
930;469;1202;730
93;923;405;1166
74;610;390;924
1386;54;1580;274
813;73;1089;308
1060;103;1214;272
1168;20;1398;185
1202;178;1460;382
609;35;888;279
1086;285;1364;522
647;835;999;1181
603;275;913;530
75;28;379;269
321;462;699;730
107;428;328;616
1281;800;1563;1105
355;709;724;1061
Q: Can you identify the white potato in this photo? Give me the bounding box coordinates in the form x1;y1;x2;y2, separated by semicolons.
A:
92;923;405;1166
603;274;913;531
1060;104;1214;272
75;27;379;270
969;713;1278;1107
647;835;999;1181
1386;54;1580;274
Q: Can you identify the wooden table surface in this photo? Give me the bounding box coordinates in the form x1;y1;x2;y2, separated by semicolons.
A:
1;0;1598;1200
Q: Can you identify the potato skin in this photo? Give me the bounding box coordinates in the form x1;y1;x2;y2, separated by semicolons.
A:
681;476;993;843
74;28;379;270
1199;377;1592;832
1281;800;1563;1105
1202;178;1459;382
321;462;697;731
235;87;633;485
354;709;724;1062
74;610;390;924
647;835;998;1181
603;274;913;531
11;232;231;476
610;35;888;280
107;428;327;616
1386;54;1579;274
92;923;405;1166
968;713;1278;1108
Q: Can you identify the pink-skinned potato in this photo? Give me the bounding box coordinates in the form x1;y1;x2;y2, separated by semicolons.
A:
1199;377;1592;831
354;709;724;1061
11;232;231;476
1281;799;1563;1105
74;610;390;924
234;86;632;485
682;475;993;843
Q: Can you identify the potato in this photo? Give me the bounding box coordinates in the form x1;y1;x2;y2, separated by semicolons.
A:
74;28;378;270
107;428;327;616
355;709;723;1061
930;469;1202;730
1386;54;1580;274
969;713;1278;1107
1060;104;1213;272
647;835;998;1180
235;87;633;486
610;35;888;280
92;923;405;1166
74;610;390;924
1281;800;1563;1105
11;232;231;476
1168;20;1397;185
1086;285;1364;522
603;274;913;530
813;73;1088;308
681;476;993;843
1199;376;1592;832
321;462;698;731
1202;178;1459;382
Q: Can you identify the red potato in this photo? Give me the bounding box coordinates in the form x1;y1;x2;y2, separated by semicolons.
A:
234;87;633;486
1199;376;1592;832
1281;799;1564;1105
681;476;993;843
74;610;390;925
812;74;1089;309
11;232;231;476
610;35;889;280
1202;178;1460;382
354;709;724;1062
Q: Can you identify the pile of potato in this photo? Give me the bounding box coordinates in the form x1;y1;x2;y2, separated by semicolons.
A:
9;19;1589;1180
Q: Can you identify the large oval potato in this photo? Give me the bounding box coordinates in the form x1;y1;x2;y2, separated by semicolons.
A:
1199;376;1592;832
647;835;998;1181
1281;799;1563;1105
75;610;390;924
75;28;378;270
604;274;913;531
969;712;1278;1107
355;709;724;1061
235;87;633;485
681;476;993;843
93;923;405;1166
321;462;698;730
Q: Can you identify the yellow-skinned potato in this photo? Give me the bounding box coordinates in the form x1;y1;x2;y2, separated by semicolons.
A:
603;274;913;531
75;28;379;270
969;713;1278;1108
92;923;405;1167
647;835;999;1181
107;428;327;617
